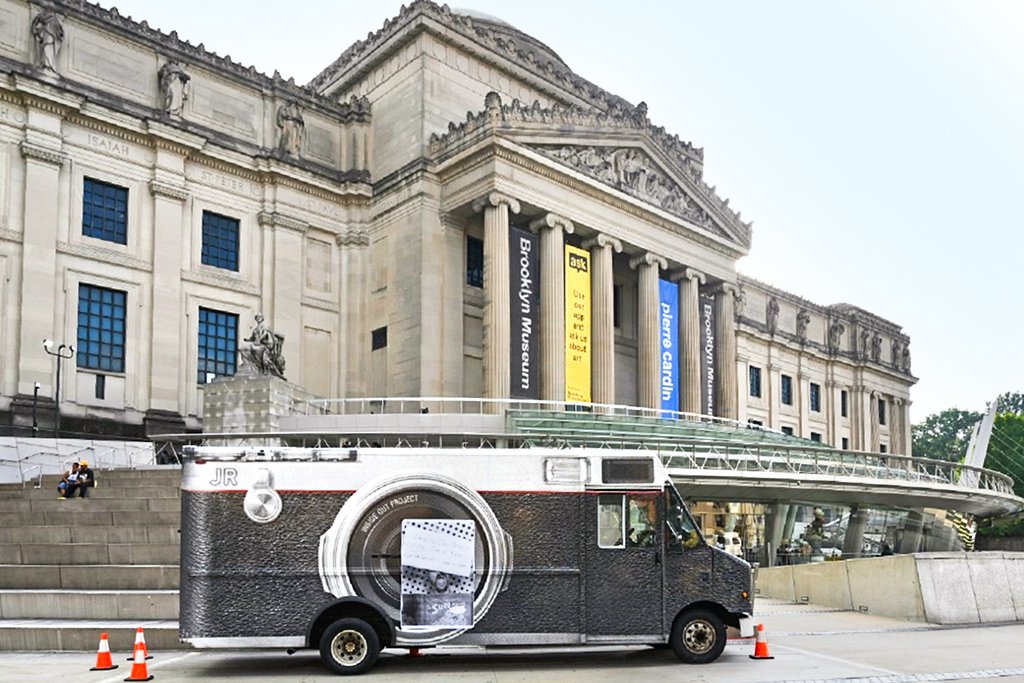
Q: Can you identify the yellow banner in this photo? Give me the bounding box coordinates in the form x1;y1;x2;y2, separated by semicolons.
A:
564;245;591;403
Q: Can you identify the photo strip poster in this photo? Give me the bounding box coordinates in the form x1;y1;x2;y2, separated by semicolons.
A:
400;519;475;628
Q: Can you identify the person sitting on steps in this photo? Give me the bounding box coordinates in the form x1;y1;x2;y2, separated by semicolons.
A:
75;460;95;498
59;462;80;499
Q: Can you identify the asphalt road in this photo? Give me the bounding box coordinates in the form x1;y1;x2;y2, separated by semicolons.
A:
4;599;1024;682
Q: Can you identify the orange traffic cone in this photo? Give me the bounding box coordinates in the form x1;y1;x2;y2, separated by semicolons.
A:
749;623;775;660
89;632;118;671
126;627;153;660
123;645;153;682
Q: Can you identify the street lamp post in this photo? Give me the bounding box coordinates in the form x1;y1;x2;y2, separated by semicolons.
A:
32;381;40;435
43;339;75;439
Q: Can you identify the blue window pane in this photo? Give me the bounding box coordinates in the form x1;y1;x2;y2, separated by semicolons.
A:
201;211;240;272
197;307;238;383
77;283;127;372
82;178;128;245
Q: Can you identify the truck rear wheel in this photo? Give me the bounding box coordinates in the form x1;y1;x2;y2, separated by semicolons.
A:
320;618;380;676
670;608;726;664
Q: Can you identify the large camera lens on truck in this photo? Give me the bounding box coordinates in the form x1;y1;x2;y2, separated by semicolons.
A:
319;473;512;646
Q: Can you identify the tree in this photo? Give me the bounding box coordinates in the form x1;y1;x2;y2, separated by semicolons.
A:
993;392;1024;416
911;408;982;462
985;413;1024;498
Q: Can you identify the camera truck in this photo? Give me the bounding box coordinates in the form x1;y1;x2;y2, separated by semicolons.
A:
180;446;754;675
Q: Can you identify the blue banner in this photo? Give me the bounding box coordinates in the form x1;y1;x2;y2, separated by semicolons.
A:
658;278;679;415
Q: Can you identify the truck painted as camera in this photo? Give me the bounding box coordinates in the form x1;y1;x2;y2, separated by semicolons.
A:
180;447;754;675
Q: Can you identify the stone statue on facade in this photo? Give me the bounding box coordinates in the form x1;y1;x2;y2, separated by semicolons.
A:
276;102;305;157
31;9;64;73
891;339;903;370
796;309;811;341
859;329;871;359
766;297;780;335
733;286;746;321
870;333;883;362
238;313;287;380
902;346;912;373
158;61;190;117
828;322;845;353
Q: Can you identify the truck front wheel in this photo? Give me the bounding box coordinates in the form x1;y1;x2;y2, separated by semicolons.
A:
320;617;380;675
670;608;726;664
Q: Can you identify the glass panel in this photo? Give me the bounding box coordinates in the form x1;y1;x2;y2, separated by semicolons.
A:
665;484;703;550
597;494;624;549
627;497;657;547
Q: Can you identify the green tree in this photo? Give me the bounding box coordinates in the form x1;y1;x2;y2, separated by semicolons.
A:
993;392;1024;416
911;408;982;461
985;413;1024;498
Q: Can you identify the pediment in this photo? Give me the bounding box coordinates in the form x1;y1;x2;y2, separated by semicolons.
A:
528;144;738;243
429;93;752;250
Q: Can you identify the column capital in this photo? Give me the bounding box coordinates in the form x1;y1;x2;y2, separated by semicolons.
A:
472;191;520;215
337;226;370;247
149;180;189;202
709;281;739;297
529;212;574;234
257;211;309;234
669;267;706;285
629;252;667;271
20;141;67;166
582;233;622;253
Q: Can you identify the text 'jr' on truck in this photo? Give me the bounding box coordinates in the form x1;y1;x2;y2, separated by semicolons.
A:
180;447;754;675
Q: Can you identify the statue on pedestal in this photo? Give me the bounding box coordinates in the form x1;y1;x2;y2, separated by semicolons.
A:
31;10;64;73
238;313;287;380
159;61;190;117
276;102;304;157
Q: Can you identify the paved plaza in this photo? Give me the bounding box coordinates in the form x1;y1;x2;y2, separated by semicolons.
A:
2;599;1024;682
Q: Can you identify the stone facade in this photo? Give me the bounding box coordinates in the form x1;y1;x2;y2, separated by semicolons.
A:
0;1;915;447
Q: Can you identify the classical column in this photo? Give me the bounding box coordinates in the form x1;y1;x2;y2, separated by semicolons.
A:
891;397;903;455
584;233;621;407
337;227;370;398
149;179;189;412
842;505;869;557
472;192;520;406
531;213;574;403
631;252;667;411
869;390;880;452
713;283;739;420
674;268;705;415
18;139;67;396
258;212;308;379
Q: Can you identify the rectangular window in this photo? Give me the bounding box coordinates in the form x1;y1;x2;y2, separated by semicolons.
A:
197;308;238;383
82;177;128;245
371;326;388;351
201;210;240;271
76;284;126;373
810;431;822;443
598;494;625;548
466;235;483;288
94;374;106;400
879;444;888;453
810;382;821;412
749;366;762;398
781;374;793;405
748;419;763;427
613;285;621;329
841;390;849;418
878;399;887;426
841;437;850;450
781;426;794;436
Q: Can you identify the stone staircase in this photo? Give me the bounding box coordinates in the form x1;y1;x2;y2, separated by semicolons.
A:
0;467;185;651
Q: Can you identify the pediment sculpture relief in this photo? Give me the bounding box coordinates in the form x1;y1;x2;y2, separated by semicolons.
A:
536;145;717;231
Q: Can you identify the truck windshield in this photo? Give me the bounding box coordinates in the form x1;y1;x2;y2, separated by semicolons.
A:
665;481;704;549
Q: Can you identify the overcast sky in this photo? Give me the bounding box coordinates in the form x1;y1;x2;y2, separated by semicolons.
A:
111;0;1024;422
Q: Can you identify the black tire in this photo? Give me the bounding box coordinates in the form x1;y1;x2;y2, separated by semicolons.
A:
670;608;726;664
320;618;381;676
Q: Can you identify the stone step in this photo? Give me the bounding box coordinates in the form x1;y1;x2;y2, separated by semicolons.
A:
0;486;180;500
0;525;180;545
0;543;180;565
0;565;179;590
0;497;181;513
0;510;181;527
0;589;179;620
0;619;185;651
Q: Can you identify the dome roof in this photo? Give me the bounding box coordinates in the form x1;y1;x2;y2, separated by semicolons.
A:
453;8;570;71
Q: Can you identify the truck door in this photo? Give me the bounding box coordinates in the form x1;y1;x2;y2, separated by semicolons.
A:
584;492;663;637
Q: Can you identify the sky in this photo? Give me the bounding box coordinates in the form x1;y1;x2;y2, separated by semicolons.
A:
111;0;1024;422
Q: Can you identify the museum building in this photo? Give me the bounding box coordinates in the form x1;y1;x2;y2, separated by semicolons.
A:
0;0;915;451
